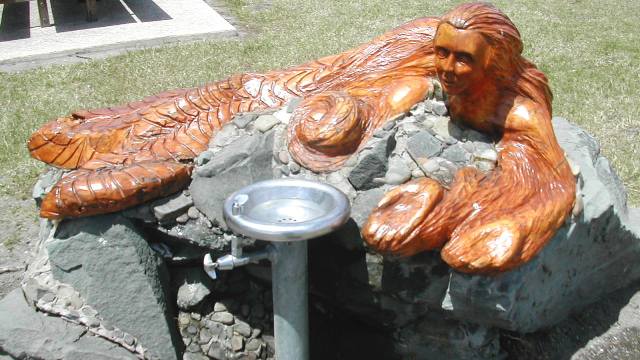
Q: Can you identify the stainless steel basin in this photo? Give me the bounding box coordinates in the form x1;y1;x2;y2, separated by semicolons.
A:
223;179;351;242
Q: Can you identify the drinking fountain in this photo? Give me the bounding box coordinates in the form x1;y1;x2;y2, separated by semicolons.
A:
203;179;351;360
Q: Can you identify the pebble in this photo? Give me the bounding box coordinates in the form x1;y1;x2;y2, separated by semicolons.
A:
40;293;55;304
245;338;262;352
475;148;498;162
179;313;191;326
289;161;301;174
407;131;444;159
199;328;213;344
187;342;201;353
251;328;262;339
234;321;252;337
433;116;462;139
191;312;202;321
153;194;194;223
461;142;476;152
432;101;448;116
384;159;412;185
476;160;495;172
441;144;470;164
422;114;437;129
187;325;199;335
212;311;235;325
176;214;189;224
208;346;225;359
187;207;200;219
86;317;101;328
277;150;290;164
280;166;291;176
184;353;209;360
123;334;135;346
254;115;279;132
80;305;98;317
412;168;425;178
214;302;228;312
422;159;440;173
231;335;244;351
401;122;421;136
178;284;211;310
183;337;192;346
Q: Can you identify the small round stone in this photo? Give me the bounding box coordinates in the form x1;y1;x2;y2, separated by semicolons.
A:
187;207;200;219
475;148;498;162
231;335;244;352
411;168;425;178
251;328;262;339
183;337;192;346
81;306;98;317
187;325;198;335
212;311;234;325
40;293;55;304
432;101;448;116
280;166;291;176
179;312;191;326
123;334;135;346
86;317;101;328
233;321;252;337
245;338;262;352
422;159;440;173
277;150;290;164
289;162;301;174
254;115;279;132
187;342;201;353
214;302;228;312
191;312;202;321
176;214;189;224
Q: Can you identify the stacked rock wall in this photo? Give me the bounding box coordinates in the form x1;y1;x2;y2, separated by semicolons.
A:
3;95;638;360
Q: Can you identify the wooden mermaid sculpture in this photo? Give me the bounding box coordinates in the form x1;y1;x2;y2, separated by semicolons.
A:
28;2;575;274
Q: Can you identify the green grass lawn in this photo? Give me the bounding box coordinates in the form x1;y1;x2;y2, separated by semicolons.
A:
0;0;638;205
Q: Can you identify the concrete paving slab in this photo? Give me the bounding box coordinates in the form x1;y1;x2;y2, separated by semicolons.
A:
0;0;236;71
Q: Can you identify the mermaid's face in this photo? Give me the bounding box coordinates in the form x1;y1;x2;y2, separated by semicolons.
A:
434;23;491;96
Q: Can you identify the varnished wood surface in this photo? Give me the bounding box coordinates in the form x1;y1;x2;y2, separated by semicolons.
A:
28;3;576;274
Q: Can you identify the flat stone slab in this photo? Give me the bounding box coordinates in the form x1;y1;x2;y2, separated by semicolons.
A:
0;289;136;359
0;0;236;70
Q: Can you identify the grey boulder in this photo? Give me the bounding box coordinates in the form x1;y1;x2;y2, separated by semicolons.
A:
0;288;136;360
47;214;181;360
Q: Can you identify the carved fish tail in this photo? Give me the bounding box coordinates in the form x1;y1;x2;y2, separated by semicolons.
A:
40;161;192;220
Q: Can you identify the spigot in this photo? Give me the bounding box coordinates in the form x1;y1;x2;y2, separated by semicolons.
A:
203;244;274;280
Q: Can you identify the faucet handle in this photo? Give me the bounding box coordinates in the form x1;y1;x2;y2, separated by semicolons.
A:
203;253;218;279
